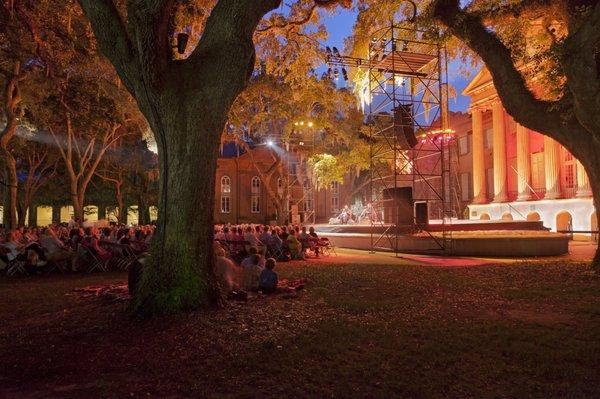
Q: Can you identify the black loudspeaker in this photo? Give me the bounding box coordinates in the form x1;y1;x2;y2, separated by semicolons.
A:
382;187;413;225
394;104;417;150
414;201;429;226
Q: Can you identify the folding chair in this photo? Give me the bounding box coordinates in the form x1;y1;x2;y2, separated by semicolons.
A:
77;246;108;273
6;259;29;276
318;238;337;257
114;244;138;270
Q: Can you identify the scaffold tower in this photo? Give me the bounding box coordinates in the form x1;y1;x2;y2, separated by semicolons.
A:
327;20;453;255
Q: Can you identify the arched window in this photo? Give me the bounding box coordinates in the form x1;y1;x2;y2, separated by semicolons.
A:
251;176;260;213
220;176;231;213
330;181;340;212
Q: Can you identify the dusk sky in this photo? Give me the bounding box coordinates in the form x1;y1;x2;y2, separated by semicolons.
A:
321;8;473;113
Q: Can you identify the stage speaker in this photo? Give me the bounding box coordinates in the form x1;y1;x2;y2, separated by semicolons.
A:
414;201;429;226
394;104;418;150
382;187;413;225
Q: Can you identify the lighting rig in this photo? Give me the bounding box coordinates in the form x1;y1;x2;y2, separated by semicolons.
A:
322;16;454;255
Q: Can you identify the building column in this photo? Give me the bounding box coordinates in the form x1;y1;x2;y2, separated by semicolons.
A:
492;101;508;202
28;205;37;227
97;205;107;220
471;108;487;203
576;160;592;197
544;136;562;199
516;124;532;201
51;205;61;225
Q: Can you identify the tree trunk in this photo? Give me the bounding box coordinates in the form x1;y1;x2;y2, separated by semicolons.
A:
130;96;223;315
70;180;84;222
1;152;18;229
16;202;26;228
138;191;150;225
582;154;600;272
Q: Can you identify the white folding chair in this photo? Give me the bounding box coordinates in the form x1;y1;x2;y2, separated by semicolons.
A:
77;246;108;273
6;259;29;276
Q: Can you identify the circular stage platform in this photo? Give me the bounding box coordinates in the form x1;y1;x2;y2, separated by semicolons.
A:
314;220;569;257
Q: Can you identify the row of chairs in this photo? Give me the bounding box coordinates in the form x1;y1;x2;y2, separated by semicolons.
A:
3;243;140;277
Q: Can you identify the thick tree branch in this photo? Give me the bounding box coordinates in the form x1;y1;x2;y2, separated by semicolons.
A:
256;3;318;33
125;0;174;90
561;2;600;133
431;0;586;148
77;0;139;93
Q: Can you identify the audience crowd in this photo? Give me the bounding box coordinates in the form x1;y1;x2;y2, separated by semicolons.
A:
212;223;333;297
1;219;332;299
0;217;155;274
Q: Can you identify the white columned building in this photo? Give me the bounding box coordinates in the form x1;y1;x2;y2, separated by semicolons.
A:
461;68;595;238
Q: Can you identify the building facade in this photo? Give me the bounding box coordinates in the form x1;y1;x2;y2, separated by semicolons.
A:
459;68;595;236
214;144;350;225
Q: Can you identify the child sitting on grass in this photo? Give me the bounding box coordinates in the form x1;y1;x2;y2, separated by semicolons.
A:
258;258;278;294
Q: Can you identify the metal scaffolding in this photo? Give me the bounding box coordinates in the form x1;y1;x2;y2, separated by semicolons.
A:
327;21;452;255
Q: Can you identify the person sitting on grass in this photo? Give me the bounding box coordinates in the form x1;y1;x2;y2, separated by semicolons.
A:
241;254;263;291
286;230;304;260
214;244;239;296
241;246;265;268
258;258;279;294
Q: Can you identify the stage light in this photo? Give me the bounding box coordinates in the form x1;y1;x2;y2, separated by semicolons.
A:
267;140;274;147
308;121;314;128
342;68;348;81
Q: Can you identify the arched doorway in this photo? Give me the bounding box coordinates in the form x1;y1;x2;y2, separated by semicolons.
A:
556;211;572;235
501;212;513;221
480;213;490;220
527;212;541;221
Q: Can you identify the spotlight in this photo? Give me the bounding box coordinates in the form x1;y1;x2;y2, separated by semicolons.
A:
326;46;332;55
267;140;274;147
402;40;409;51
308;121;314;128
333;68;339;80
332;47;340;57
342;68;348;81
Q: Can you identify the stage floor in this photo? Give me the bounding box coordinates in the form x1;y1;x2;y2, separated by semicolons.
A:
314;218;547;234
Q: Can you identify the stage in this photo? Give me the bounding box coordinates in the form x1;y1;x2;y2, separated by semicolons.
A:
314;218;547;234
313;219;569;257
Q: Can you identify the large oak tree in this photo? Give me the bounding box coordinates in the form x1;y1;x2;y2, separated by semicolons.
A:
77;0;349;314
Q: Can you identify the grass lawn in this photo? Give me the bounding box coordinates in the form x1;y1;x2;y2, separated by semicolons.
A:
1;260;599;398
